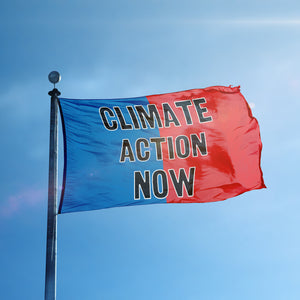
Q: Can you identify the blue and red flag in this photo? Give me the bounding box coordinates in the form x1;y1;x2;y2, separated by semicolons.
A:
58;86;265;214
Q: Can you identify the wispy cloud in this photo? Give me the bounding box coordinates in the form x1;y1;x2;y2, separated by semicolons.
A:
157;17;300;27
0;187;46;217
210;18;300;26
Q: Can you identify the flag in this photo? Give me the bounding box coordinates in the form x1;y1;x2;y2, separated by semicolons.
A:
58;86;265;214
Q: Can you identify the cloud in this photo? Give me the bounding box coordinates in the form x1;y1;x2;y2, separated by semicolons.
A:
165;18;300;27
210;18;300;26
0;187;46;217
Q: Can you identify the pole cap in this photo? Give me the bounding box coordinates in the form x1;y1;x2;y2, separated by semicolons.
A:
48;71;61;86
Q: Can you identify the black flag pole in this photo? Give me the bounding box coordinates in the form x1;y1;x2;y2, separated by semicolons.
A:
45;71;61;300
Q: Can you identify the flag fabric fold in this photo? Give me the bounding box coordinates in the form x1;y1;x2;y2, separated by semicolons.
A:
58;86;265;214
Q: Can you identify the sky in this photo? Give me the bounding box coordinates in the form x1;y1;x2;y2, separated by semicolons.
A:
1;1;300;299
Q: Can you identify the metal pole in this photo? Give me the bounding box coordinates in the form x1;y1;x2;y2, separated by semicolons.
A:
45;72;61;300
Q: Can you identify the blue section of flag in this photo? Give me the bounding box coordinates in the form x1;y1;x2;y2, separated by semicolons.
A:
58;97;166;213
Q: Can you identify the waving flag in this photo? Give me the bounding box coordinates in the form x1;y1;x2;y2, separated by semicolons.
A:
58;86;265;214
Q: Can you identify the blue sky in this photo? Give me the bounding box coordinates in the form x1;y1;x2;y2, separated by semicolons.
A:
1;1;300;299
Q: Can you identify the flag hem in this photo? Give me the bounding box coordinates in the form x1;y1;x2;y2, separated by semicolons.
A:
57;99;67;214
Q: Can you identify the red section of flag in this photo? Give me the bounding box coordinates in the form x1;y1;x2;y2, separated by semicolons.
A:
147;86;265;204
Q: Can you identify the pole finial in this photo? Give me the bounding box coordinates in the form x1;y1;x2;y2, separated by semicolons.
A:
48;71;61;88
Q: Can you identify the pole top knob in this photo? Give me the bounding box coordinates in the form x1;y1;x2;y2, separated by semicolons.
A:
48;71;61;87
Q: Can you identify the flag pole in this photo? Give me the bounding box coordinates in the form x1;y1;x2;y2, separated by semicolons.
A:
45;71;61;300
